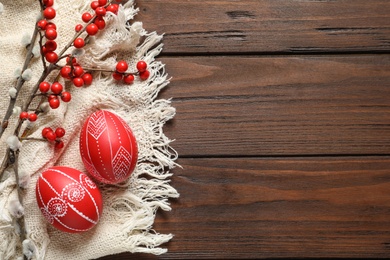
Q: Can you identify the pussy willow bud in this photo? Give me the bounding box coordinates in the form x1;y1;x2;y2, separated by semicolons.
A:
9;200;24;218
21;33;31;47
21;69;33;81
6;135;22;151
12;106;22;116
8;87;17;98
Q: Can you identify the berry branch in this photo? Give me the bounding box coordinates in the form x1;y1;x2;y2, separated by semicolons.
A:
0;23;41;140
0;0;151;258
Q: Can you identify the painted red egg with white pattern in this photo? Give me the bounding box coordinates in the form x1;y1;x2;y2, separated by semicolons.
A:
35;166;103;233
79;110;138;184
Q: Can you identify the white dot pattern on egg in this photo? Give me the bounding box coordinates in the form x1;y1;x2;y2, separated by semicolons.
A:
36;166;103;233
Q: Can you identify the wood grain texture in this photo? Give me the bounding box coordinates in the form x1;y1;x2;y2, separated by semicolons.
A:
135;0;390;54
160;55;390;156
100;157;390;259
97;1;390;259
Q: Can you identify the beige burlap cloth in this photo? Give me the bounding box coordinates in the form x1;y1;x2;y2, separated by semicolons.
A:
0;0;179;259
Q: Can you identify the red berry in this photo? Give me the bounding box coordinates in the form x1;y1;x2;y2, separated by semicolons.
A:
75;24;83;32
42;127;52;138
116;60;128;73
45;28;57;40
73;77;84;87
41;46;48;54
19;111;28;120
43;7;56;20
95;7;106;16
91;1;99;10
98;0;107;6
136;61;147;72
39;82;51;93
45;51;58;63
47;94;57;102
60;66;72;79
106;4;119;14
86;23;99;36
46;22;57;30
66;56;77;64
51;82;63;94
139;70;150;80
82;12;92;23
61;91;72;102
82;73;93;85
55;140;64;149
28;113;38;122
37;19;48;30
112;72;123;81
94;16;106;30
123;74;134;84
45;131;57;141
49;98;60;109
44;40;57;51
73;38;85;49
43;0;54;7
72;66;84;77
55;127;66;138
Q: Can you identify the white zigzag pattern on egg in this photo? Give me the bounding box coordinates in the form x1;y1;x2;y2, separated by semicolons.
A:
87;110;107;140
113;146;132;181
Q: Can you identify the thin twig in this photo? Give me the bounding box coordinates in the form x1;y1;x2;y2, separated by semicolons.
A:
38;31;47;71
13;150;27;260
0;25;40;140
0;152;10;181
82;67;139;74
20;137;46;142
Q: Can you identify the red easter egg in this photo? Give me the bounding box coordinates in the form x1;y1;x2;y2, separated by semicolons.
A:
35;166;103;233
79;110;138;184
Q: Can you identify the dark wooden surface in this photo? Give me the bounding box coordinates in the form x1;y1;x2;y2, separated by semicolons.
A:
101;1;390;259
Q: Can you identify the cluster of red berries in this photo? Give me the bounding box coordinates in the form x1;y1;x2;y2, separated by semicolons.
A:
113;60;150;84
74;0;119;39
19;111;38;122
60;56;93;88
22;0;144;151
42;127;66;149
39;81;71;109
37;0;119;62
37;0;59;63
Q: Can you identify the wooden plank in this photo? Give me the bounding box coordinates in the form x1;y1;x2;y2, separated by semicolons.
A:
135;0;390;54
100;157;390;259
158;55;390;156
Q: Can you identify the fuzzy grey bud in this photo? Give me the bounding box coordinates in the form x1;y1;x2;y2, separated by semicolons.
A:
12;106;22;116
39;102;50;113
72;48;85;57
22;69;33;81
21;33;31;47
8;87;17;98
6;135;22;151
9;200;24;218
32;45;41;58
22;239;36;260
13;68;22;79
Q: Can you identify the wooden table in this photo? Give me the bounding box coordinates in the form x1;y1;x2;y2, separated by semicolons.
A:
102;1;390;258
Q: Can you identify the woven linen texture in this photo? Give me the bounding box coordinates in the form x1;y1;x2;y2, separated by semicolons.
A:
0;0;179;259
